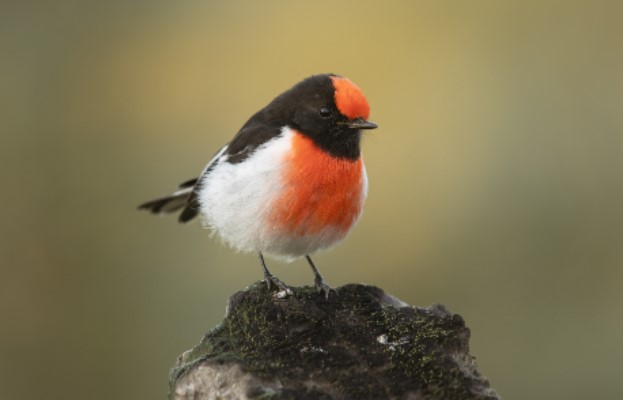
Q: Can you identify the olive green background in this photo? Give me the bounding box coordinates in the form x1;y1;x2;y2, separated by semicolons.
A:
2;1;622;399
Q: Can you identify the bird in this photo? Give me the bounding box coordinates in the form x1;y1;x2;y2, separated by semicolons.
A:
138;73;377;298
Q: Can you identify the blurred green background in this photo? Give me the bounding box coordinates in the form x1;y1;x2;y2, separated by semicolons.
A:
2;1;622;399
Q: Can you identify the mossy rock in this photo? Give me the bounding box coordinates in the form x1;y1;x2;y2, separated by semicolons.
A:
170;282;499;400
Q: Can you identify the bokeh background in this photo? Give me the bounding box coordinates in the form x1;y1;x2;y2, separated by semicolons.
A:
2;1;622;399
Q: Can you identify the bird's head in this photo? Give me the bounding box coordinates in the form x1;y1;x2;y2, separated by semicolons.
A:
281;74;377;159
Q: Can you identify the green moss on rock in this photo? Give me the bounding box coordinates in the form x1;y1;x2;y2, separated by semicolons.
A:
170;283;499;400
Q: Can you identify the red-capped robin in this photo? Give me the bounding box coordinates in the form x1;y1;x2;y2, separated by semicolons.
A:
139;74;377;297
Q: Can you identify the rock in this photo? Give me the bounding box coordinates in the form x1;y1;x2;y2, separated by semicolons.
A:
169;282;500;400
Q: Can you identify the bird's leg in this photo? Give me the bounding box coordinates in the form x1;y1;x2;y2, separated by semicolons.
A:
305;255;334;299
258;253;292;296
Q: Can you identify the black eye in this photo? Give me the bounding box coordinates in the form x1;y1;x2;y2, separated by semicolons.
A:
319;107;331;118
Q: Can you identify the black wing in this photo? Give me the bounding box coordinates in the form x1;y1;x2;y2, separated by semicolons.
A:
140;100;284;222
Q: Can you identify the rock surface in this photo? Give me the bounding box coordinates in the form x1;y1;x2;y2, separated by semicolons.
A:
169;282;500;400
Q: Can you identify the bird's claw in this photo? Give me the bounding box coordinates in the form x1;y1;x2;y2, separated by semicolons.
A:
264;275;293;298
315;277;336;299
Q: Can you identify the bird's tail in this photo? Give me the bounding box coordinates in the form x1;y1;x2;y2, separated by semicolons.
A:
139;170;207;222
137;187;192;214
137;170;203;222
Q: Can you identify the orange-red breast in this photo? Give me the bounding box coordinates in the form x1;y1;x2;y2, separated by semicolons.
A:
139;74;377;297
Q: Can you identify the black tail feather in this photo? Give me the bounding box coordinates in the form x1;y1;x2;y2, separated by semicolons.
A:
139;170;211;223
138;188;192;216
178;177;198;189
178;200;200;222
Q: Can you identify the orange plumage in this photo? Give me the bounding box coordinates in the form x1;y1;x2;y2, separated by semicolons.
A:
331;76;370;120
272;131;365;237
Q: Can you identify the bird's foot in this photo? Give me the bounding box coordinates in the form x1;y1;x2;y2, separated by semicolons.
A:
264;274;293;298
315;276;336;299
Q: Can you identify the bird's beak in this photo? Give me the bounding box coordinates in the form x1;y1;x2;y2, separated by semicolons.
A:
347;118;378;130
